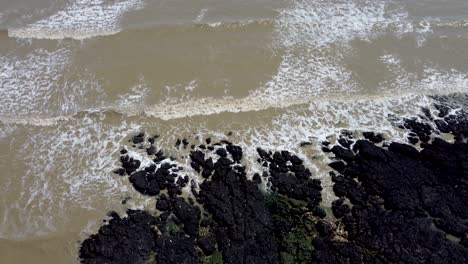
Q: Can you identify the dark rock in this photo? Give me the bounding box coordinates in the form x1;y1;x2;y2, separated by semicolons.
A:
146;145;157;155
252;173;261;184
321;146;332;153
129;171;160;196
156;198;170;212
198;237;217;256
338;137;354;149
80;210;158;264
197;162;280;264
216;157;233;167
331;199;350;218
120;155;141;175
331;146;355;162
172;197;201;237
340;129;353;138
401;118;432;143
329;161;346;173
216;148;227;158
226;144;243;162
362;132;385;143
408;136;419;144
175;138;181;148
259;150;322;208
132;133;145;144
190;151;205;165
388;142;420;159
322;137;468;263
113;168;126;176
155;232;199;264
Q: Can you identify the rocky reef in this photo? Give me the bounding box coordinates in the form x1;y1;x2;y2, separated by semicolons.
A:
80;95;468;264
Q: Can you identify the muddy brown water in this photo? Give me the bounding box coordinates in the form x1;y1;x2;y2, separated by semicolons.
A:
1;0;468;262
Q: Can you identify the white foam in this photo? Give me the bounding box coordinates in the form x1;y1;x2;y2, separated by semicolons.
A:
275;0;411;48
235;93;436;206
379;53;468;94
0;46;104;116
194;8;208;23
117;75;150;109
0;113;142;239
8;0;143;40
133;0;468;121
433;19;468;29
0;48;70;115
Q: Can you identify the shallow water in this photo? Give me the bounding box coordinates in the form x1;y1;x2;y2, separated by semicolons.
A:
0;0;468;262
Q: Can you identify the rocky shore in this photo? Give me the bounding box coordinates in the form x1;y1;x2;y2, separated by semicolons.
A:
80;95;468;264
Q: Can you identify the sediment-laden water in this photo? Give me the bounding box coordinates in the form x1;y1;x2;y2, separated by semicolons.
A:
0;0;468;263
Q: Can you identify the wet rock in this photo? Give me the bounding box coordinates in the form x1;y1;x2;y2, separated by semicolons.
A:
197;150;280;264
226;144;243;162
401;118;432;143
198;237;217;256
388;142;419;159
132;133;145;144
323;136;468;263
252;173;261;184
362;132;384;143
80;210;158;264
329;161;346;173
258;148;322;209
120;155;141;175
129;171;160;196
338;137;353;149
331;146;355;162
172;197;201;237
215;148;227;158
175;138;181;148
331;198;350;218
340;130;353;138
408;136;419;145
156;196;171;212
155;232;199;264
113;168;126;176
321;146;332;153
190;150;205;165
146;145;157;155
182;138;189;147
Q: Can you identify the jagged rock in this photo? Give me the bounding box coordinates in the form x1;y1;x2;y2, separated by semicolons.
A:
172;197;201;237
198;237;217;256
226;144;243;162
362;132;384;143
197;150;280;264
155;232;199;264
80;210;158;264
215;148;227;158
132;133;145;144
146;145;157;155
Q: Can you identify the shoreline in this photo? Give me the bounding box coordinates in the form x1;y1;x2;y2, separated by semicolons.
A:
79;94;468;264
